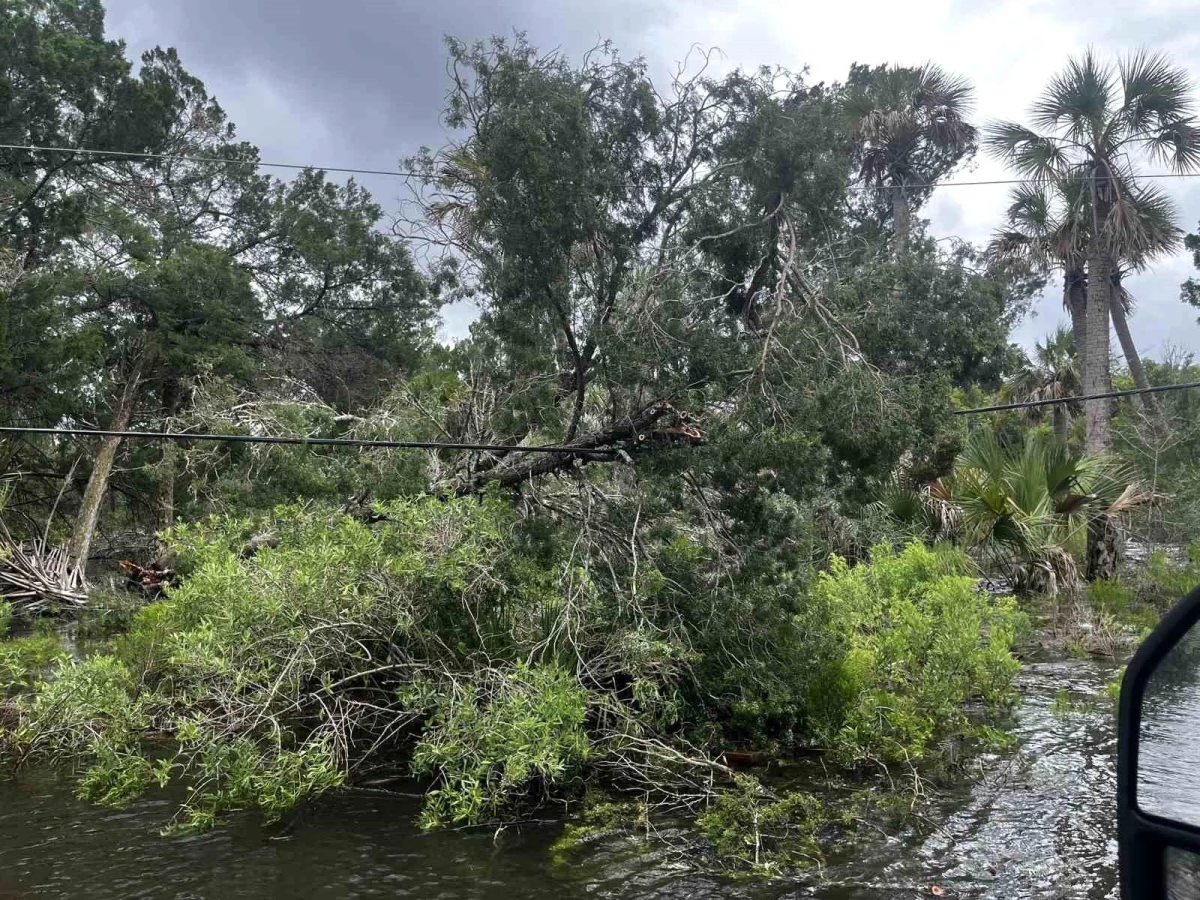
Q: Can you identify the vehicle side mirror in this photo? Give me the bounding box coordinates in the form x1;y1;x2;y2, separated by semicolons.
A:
1120;583;1200;899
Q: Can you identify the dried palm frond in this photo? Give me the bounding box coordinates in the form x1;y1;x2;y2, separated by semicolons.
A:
0;523;88;614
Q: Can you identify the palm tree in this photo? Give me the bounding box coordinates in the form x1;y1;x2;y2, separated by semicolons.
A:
1110;183;1180;416
991;176;1178;416
846;63;977;256
946;430;1148;589
987;50;1200;456
1005;326;1082;444
989;177;1089;355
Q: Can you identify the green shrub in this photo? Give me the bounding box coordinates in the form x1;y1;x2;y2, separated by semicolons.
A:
697;775;825;873
0;600;11;638
1139;542;1200;608
807;542;1025;763
0;633;68;691
1;505;1028;838
1088;579;1159;632
5;497;593;832
411;663;591;828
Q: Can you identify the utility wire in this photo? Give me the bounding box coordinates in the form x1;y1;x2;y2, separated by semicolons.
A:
0;426;620;456
0;143;423;179
3;384;1199;457
4;142;1200;192
954;380;1200;415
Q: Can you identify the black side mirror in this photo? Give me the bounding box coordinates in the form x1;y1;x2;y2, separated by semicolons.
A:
1119;583;1200;899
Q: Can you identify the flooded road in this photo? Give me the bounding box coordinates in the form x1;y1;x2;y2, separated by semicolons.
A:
0;659;1125;899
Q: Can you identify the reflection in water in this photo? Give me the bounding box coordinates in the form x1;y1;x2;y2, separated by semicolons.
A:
1138;624;1200;828
1167;846;1200;900
0;660;1125;899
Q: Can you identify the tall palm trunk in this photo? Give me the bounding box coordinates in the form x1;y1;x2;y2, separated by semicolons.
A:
891;182;911;258
68;360;145;568
1084;182;1117;582
1110;275;1160;419
156;376;179;532
1083;182;1114;456
1052;404;1069;445
1064;264;1086;358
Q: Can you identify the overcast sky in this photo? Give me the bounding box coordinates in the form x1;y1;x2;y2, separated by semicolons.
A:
103;0;1200;359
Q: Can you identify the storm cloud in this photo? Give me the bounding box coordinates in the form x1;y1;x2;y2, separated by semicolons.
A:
102;0;1200;356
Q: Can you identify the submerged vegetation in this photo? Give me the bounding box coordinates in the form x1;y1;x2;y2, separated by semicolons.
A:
3;0;1200;881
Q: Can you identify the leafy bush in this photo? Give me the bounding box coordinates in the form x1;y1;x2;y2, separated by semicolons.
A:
1088;579;1160;633
697;775;825;873
0;633;68;692
807;542;1025;763
1;504;1027;837
0;600;10;638
886;431;1148;592
1137;542;1200;608
411;664;591;828
6;496;567;830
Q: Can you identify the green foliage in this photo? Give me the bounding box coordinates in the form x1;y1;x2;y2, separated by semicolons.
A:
697;775;825;874
1112;542;1200;620
1088;579;1160;632
0;632;67;691
0;600;10;638
5;497;593;830
906;430;1149;591
75;589;143;640
412;664;591;828
549;791;647;861
808;542;1025;763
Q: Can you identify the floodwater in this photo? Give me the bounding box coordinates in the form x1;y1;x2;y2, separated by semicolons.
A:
0;657;1138;899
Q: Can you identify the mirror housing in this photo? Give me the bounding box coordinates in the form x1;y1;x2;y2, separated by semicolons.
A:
1119;583;1200;899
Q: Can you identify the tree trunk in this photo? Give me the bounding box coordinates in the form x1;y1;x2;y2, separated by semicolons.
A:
1052;404;1069;445
156;376;179;532
67;360;144;568
891;183;911;258
1110;276;1160;419
1084;176;1117;580
1082;257;1113;455
1086;514;1121;581
1064;264;1086;358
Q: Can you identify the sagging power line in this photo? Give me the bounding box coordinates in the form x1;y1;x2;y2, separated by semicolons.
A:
953;380;1200;416
5;142;1200;192
4;381;1199;452
0;426;620;457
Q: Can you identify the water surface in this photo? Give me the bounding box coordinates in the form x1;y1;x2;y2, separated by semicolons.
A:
0;659;1130;899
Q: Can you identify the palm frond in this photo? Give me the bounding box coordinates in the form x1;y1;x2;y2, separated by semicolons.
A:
1120;181;1181;267
1144;118;1200;172
1119;50;1195;133
984;121;1067;178
1031;50;1115;141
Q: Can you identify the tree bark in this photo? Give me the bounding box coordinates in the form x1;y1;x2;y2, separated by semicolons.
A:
458;402;677;495
68;357;145;568
891;182;911;258
1064;264;1086;359
1086;514;1121;581
156;376;179;531
1083;243;1113;454
1084;176;1117;580
1052;404;1069;445
1110;276;1160;419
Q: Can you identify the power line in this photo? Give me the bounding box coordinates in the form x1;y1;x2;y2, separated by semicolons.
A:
0;143;424;180
0;425;621;456
954;380;1200;416
4;142;1200;192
